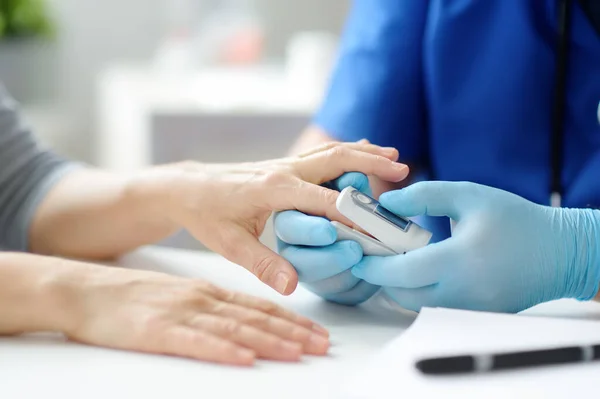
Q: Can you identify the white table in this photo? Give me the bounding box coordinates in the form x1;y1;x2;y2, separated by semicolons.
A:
2;247;600;399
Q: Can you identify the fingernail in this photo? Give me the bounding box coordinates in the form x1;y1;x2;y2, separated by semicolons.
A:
312;324;329;337
358;138;370;144
274;272;291;294
384;147;397;153
307;334;330;354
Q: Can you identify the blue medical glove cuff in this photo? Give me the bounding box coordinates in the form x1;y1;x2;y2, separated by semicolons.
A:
578;210;600;301
564;208;600;301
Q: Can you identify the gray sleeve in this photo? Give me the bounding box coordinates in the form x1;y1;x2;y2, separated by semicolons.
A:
0;84;81;252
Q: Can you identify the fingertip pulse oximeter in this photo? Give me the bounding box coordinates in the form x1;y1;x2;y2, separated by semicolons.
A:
334;187;432;256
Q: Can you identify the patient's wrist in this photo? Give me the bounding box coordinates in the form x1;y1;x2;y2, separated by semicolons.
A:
123;167;181;231
0;253;81;335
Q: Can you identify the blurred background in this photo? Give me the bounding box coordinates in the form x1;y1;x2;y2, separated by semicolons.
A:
0;0;349;249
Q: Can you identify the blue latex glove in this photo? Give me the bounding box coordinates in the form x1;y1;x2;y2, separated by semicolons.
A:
352;181;600;313
275;172;381;305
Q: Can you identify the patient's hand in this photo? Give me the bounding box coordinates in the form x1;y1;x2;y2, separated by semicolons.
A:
66;263;330;366
132;142;407;295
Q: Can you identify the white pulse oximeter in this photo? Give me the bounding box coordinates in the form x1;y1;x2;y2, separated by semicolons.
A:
333;187;432;255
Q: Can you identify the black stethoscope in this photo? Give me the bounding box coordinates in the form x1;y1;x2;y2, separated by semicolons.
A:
552;0;600;207
551;0;572;207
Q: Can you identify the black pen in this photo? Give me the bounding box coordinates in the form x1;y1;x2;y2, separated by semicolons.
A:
415;344;600;375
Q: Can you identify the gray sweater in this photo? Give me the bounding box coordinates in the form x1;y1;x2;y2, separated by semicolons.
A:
0;85;78;252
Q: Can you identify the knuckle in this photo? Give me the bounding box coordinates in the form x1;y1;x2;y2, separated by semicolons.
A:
321;188;338;205
209;299;228;315
221;320;243;337
252;256;277;283
327;146;348;159
248;312;272;328
220;289;238;304
373;154;389;164
256;300;281;316
263;171;289;186
195;280;226;298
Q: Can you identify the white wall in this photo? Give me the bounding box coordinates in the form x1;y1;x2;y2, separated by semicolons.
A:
42;0;349;162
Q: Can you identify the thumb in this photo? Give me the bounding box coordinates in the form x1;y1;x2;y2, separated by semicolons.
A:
379;181;472;221
221;227;299;296
332;172;372;196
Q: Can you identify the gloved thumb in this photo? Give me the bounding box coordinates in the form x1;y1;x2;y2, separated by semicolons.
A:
379;181;471;221
332;172;372;195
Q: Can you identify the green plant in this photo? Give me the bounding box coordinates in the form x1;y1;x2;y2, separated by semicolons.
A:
0;0;54;39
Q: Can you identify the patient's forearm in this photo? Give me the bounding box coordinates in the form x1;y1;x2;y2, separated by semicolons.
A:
291;126;405;198
29;169;178;260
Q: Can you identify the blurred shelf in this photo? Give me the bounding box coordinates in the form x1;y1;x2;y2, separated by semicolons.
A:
95;63;318;171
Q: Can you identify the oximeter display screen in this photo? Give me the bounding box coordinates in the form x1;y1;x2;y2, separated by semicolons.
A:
374;205;410;231
349;188;411;231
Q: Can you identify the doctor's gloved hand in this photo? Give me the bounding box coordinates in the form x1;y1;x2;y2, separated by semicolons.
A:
352;181;600;313
275;173;385;306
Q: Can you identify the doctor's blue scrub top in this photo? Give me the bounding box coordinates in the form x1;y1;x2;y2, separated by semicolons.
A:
314;0;600;242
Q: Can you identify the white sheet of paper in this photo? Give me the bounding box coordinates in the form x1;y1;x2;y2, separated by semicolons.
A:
341;307;600;399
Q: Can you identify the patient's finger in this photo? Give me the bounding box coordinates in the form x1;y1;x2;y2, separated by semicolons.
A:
294;147;409;185
296;142;399;162
269;182;357;227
